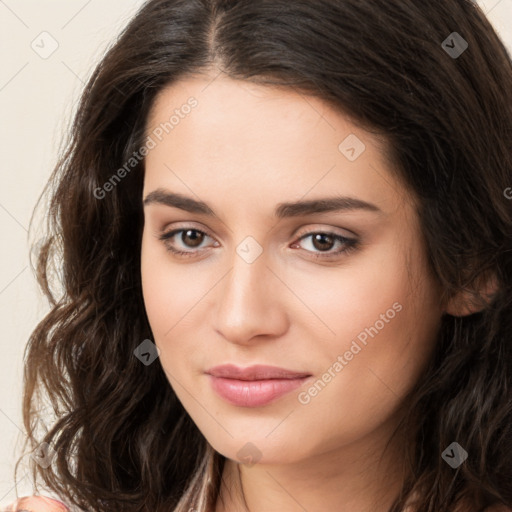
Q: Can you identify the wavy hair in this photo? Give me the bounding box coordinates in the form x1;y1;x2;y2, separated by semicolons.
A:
15;0;512;510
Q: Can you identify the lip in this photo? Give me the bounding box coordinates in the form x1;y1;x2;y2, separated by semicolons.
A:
206;364;312;407
206;364;311;380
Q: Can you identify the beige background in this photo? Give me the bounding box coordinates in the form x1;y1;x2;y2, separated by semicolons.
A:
0;0;511;505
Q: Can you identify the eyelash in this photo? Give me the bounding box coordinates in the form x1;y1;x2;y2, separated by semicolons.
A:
158;227;359;260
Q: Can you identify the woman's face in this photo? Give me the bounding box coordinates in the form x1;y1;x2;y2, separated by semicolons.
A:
140;75;444;466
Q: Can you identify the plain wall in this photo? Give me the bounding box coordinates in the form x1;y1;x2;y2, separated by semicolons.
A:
0;0;511;506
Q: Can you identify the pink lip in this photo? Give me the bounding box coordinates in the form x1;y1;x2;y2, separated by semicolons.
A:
206;364;312;407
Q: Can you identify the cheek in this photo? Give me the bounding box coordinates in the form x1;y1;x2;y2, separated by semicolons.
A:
290;249;420;354
299;239;441;399
140;237;221;375
289;271;440;457
141;236;203;337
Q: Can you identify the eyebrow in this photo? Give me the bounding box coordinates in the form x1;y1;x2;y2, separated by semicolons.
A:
143;188;383;218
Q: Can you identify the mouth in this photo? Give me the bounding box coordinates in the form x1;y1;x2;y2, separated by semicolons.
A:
206;363;312;380
206;364;313;407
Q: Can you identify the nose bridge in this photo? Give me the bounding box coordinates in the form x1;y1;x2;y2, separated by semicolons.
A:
213;235;285;342
221;237;269;312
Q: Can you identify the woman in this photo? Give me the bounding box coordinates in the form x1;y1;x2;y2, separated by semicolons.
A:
6;0;512;510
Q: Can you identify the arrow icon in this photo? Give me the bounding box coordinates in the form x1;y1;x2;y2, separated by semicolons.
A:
30;442;55;468
442;442;468;468
236;442;262;467
441;32;468;59
236;236;263;263
134;339;160;365
31;31;59;59
338;134;365;161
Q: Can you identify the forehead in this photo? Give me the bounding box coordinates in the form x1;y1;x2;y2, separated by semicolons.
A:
143;76;411;217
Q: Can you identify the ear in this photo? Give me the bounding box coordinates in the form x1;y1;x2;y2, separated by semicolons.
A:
444;271;499;317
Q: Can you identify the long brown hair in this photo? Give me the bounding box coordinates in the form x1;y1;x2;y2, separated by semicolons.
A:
16;0;512;510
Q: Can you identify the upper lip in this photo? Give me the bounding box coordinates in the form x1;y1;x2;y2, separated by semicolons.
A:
206;364;312;381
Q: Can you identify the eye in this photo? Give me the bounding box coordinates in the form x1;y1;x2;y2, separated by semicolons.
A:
292;231;359;260
158;227;218;257
157;226;359;260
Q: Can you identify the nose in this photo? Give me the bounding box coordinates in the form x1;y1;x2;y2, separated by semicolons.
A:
213;246;289;346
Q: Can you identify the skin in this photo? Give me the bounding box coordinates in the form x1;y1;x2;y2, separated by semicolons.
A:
140;73;447;511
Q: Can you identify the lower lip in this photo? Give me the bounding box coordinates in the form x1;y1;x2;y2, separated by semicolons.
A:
208;375;311;407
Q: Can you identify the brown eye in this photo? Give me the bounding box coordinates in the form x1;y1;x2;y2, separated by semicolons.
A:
293;231;359;260
180;229;204;248
158;227;217;258
311;233;336;252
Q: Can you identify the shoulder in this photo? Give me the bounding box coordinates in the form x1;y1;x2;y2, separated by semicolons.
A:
4;495;69;511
